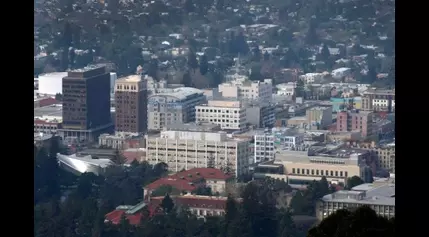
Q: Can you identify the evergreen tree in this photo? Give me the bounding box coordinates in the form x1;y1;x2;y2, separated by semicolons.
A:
182;71;193;87
161;194;175;213
187;50;199;70
199;54;209;75
320;44;330;62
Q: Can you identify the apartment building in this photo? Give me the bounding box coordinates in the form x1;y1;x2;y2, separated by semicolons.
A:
361;89;395;112
196;99;247;131
363;144;395;173
145;123;251;177
317;182;395;221
336;110;373;138
147;87;206;131
218;76;273;103
250;128;305;164
254;131;275;163
115;75;148;133
306;106;333;130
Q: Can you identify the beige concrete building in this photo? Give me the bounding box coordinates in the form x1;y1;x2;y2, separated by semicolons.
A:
306;106;333;129
147;87;206;131
253;147;374;185
218;77;273;103
363;144;395;173
196;99;247;131
145;123;251;177
317;181;395;221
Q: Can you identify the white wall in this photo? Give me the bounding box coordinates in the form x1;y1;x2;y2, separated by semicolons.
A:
38;72;67;95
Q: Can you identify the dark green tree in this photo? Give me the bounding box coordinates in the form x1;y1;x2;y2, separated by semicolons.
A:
161;193;175;213
199;54;209;75
182;71;193;87
188;50;199;70
346;176;364;190
320;44;330;62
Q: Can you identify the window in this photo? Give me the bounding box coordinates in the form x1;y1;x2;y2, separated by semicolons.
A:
345;171;348;177
335;171;338;177
306;169;310;175
316;170;319;175
330;171;333;176
311;169;314;175
340;171;343;177
292;168;296;173
297;169;300;174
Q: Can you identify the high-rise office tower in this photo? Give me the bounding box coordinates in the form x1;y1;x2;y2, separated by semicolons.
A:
114;75;148;133
62;66;111;131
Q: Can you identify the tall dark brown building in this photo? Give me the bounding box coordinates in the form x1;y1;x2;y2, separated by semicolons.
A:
62;66;111;130
114;75;148;133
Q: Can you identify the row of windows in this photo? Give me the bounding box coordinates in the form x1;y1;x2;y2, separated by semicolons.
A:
197;109;240;113
291;168;348;177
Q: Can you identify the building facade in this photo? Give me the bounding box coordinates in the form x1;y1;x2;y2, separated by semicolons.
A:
245;102;275;128
62;66;111;131
336;110;373;138
147;87;205;131
254;133;275;163
306;106;333;129
145;123;250;177
218;77;273;103
196;99;247;131
115;75;148;133
317;183;395;221
361;89;395;112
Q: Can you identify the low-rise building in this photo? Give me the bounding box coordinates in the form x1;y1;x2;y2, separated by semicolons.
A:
149;195;242;218
306;106;333;129
317;182;395;221
144;168;234;197
98;132;145;149
361;89;395;112
253;143;375;186
146;123;251;177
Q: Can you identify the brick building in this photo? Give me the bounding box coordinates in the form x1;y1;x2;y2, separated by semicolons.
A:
336;110;373;138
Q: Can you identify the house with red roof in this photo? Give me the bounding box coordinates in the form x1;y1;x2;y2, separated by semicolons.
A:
104;202;158;226
149;194;242;218
144;168;234;199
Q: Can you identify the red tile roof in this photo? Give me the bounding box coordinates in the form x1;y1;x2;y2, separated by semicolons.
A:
145;168;232;192
39;98;59;107
145;178;198;192
170;168;233;181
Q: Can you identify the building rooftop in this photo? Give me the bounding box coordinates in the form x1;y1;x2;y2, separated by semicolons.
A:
69;65;105;73
321;183;395;206
151;87;203;100
34;133;53;141
145;168;233;191
34;104;63;117
165;122;221;132
116;75;141;82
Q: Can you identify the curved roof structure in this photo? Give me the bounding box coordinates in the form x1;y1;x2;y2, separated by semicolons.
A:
57;153;113;175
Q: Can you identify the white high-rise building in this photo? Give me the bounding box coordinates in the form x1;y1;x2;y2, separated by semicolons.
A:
196;99;247;131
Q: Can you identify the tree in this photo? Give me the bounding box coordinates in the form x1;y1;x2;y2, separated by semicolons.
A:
147;58;158;80
263;51;270;61
112;149;126;165
320;44;330;62
161;194;175;213
199;54;209;75
308;206;394;237
151;185;181;197
187;50;199;70
182;71;193;87
192;186;212;196
346;176;364;190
